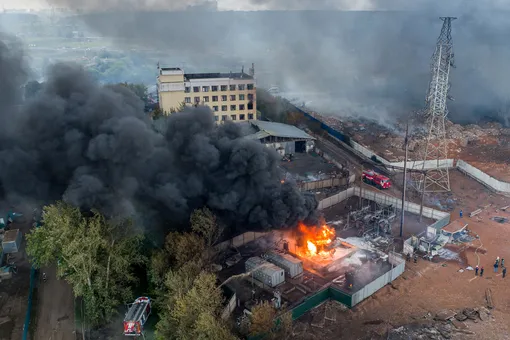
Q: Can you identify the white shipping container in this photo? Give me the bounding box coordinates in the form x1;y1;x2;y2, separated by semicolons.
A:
265;252;303;278
245;256;285;288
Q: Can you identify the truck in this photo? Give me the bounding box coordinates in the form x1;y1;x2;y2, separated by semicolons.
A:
123;297;152;336
362;170;391;189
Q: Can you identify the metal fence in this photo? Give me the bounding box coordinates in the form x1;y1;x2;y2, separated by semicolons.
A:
215;231;269;251
300;176;352;191
317;188;355;210
457;160;510;193
351;252;405;307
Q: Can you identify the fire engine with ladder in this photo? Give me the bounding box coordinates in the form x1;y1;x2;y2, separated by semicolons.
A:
123;296;152;337
362;169;392;189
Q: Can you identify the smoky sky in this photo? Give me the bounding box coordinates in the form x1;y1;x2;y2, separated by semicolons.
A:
37;0;510;127
0;35;318;235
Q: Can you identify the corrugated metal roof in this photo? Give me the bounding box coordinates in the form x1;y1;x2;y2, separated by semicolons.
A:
249;120;315;140
245;131;270;140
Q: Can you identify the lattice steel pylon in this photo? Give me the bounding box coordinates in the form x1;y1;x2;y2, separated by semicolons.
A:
415;17;456;192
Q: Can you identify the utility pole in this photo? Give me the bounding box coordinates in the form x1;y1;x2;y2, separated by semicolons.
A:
399;122;409;238
359;164;363;208
413;17;456;193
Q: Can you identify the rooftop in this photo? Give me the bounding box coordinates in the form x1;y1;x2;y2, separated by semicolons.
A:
246;120;315;141
185;72;253;80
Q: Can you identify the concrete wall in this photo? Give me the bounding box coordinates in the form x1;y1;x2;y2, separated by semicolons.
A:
300;175;354;191
221;293;237;320
457;160;510;193
216;231;269;251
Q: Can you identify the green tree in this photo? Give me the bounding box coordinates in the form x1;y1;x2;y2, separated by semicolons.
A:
249;301;293;340
26;202;145;326
153;208;235;340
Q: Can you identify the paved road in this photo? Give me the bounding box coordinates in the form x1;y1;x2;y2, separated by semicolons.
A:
35;265;75;340
316;135;403;198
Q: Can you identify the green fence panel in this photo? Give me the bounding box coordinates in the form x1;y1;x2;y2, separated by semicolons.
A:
328;287;352;307
291;288;330;320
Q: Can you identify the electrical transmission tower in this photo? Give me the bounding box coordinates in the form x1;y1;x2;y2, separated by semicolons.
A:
415;17;456;192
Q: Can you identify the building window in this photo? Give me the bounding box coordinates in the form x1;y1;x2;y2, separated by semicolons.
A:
213;106;219;112
221;95;227;101
231;114;237;121
214;115;219;121
248;113;254;120
212;96;218;102
239;104;245;110
230;105;236;111
247;84;254;90
230;95;236;101
248;93;254;100
193;86;200;92
238;84;245;91
185;97;191;103
185;87;191;93
240;114;246;120
229;85;236;91
194;97;200;103
239;94;245;100
202;86;209;92
221;85;227;91
221;105;227;111
248;102;253;110
222;115;227;121
212;86;218;92
203;96;209;102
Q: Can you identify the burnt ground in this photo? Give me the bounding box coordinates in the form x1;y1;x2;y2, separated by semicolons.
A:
292;165;510;340
0;206;33;340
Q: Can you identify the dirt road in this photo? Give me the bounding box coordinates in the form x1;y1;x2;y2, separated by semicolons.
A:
34;265;75;340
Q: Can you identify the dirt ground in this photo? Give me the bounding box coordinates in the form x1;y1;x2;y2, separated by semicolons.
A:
294;167;510;339
33;264;75;340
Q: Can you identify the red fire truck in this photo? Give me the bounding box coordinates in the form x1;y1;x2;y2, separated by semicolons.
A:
123;297;152;336
362;170;392;189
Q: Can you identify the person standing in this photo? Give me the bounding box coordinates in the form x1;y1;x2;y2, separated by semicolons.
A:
502;258;505;268
459;210;463;218
475;265;479;276
494;262;498;273
414;254;418;264
480;267;484;277
503;267;507;279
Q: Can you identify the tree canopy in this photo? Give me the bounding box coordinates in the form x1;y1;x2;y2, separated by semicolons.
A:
26;202;145;325
152;208;236;340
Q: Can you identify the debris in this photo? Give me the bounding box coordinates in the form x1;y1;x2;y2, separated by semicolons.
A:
486;288;494;309
491;216;509;224
450;319;467;329
454;313;468;321
470;209;483;217
462;308;478;320
465;266;474;271
458;269;464;273
434;310;455;321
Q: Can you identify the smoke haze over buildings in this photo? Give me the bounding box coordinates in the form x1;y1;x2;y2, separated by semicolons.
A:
0;35;318;235
35;0;510;126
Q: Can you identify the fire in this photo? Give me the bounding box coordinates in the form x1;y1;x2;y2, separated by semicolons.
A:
298;222;336;257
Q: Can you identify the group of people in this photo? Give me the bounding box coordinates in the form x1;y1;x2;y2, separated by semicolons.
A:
475;256;507;278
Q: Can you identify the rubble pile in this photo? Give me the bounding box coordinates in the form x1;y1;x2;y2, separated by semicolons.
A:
300;106;510;160
387;307;492;340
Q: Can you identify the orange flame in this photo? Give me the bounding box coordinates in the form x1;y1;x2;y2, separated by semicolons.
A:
298;222;336;257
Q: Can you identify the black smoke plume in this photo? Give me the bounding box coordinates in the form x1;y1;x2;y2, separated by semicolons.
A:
0;36;318;235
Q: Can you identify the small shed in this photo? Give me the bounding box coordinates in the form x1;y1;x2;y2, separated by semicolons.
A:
264;252;303;278
2;229;22;254
245;256;285;288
